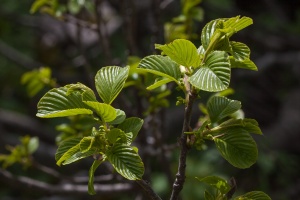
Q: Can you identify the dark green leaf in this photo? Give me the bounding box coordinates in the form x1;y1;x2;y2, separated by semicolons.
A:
197;176;231;194
118;117;144;142
106;144;144;180
234;191;271;200
230;42;250;61
214;128;258;168
155;39;201;67
189;51;231;92
207;96;241;123
109;109;126;125
95;66;129;104
88;159;104;195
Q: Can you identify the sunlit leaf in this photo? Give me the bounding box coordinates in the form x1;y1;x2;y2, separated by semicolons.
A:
155;39;201;67
138;55;181;81
36;84;95;118
196;176;231;194
230;57;258;71
106;144;144;180
230;42;250;61
214;128;258;168
207;96;241;123
189;51;231;92
201;19;224;49
55;137;81;166
79;136;95;153
84;101;116;122
234;191;271;200
224;16;253;33
95;66;129;105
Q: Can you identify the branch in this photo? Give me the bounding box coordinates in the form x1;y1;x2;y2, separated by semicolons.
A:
170;85;197;200
136;179;162;200
0;169;134;195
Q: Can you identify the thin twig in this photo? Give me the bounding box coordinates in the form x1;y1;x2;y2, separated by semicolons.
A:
170;85;197;200
136;179;162;200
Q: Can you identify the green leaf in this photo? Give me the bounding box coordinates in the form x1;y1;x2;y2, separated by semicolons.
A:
79;136;95;153
155;39;201;67
207;96;241;123
118;117;144;142
27;137;39;154
95;66;129;104
230;42;250;61
196;176;231;194
146;78;173;90
138;55;181;81
88;159;104;195
204;190;215;200
211;118;262;135
84;101;116;122
201;19;224;50
109;109;126;125
55;137;81;166
234;191;271;200
224;16;253;33
230;57;258;71
106;128;127;144
36;84;95;118
214;128;258;168
106;144;144;180
189;51;231;92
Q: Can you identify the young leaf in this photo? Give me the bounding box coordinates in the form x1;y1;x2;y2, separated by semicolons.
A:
189;51;231;92
211;118;262;135
230;57;258;71
234;191;271;200
80;136;95;153
224;16;253;33
83;101;117;122
106;144;144;180
196;176;231;194
106;128;127;144
36;84;95;118
55;138;81;166
95;66;129;105
138;55;181;82
207;96;241;123
213;128;258;169
109;109;126;125
201;19;224;50
230;42;250;61
117;117;144;142
155;39;201;67
88;159;104;195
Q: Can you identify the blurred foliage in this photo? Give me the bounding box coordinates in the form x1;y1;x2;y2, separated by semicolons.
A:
0;0;300;199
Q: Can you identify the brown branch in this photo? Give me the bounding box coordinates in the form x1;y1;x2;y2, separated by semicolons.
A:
0;169;134;195
170;86;197;200
136;179;162;200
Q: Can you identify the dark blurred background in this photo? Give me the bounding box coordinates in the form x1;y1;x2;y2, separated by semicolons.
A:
0;0;300;199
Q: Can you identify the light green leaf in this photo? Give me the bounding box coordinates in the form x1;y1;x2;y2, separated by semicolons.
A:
155;39;201;67
118;117;144;142
230;57;258;71
230;42;250;61
109;109;126;125
207;96;241;123
36;84;95;118
55;137;81;166
106;144;144;180
80;136;95;153
201;19;224;49
84;101;116;122
88;159;104;195
189;51;231;92
63;150;94;165
27;137;39;154
196;176;231;194
138;55;181;81
146;78;173;90
95;66;129;104
224;16;253;33
214;128;258;169
234;191;271;200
